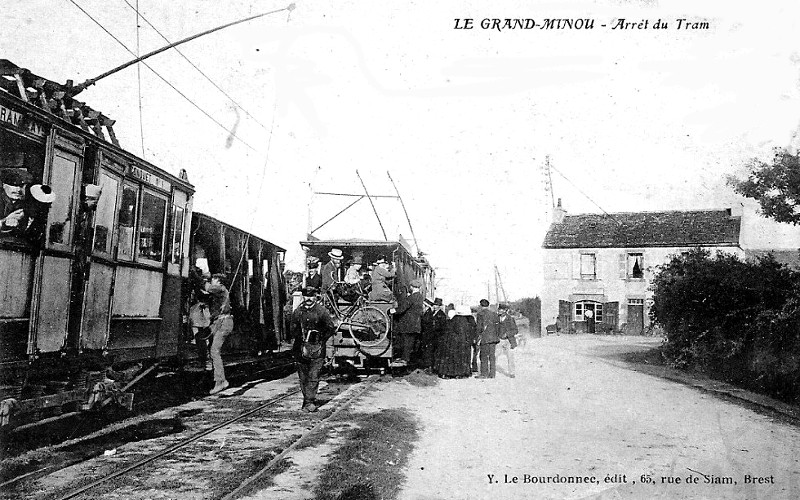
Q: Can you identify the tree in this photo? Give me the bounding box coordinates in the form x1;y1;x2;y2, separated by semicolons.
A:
511;297;541;335
729;148;800;225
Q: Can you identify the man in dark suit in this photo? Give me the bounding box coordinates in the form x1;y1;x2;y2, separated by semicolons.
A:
475;299;500;378
290;287;337;412
392;279;424;367
320;248;344;293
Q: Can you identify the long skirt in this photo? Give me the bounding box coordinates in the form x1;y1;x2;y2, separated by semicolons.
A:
434;334;471;378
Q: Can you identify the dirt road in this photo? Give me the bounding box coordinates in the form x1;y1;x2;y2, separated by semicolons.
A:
383;335;800;500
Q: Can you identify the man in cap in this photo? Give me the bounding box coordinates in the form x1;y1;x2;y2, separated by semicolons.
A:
290;287;337;412
392;278;424;367
497;303;518;378
306;256;322;290
0;167;33;237
475;299;500;378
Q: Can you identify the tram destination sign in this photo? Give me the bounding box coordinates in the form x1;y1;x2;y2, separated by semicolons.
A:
125;164;171;191
0;103;46;137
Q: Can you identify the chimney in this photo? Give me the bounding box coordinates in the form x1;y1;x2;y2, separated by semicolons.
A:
553;198;567;224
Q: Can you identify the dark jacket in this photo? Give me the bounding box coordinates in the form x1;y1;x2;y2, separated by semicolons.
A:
207;283;231;320
290;302;337;359
476;308;500;344
320;261;341;291
421;308;434;342
306;271;322;290
499;314;518;348
394;291;424;334
432;310;448;336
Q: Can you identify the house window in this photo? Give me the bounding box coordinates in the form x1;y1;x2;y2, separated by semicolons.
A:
580;253;596;279
627;253;644;279
574;301;603;322
628;298;644;306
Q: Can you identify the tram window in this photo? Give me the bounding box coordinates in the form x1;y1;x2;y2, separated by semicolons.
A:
117;185;137;260
138;191;166;262
46;151;79;247
92;173;118;254
167;204;184;264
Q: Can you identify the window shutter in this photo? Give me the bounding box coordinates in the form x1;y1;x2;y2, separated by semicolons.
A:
618;253;626;279
573;253;581;279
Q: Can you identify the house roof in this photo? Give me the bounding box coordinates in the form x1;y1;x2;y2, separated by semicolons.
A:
543;209;741;249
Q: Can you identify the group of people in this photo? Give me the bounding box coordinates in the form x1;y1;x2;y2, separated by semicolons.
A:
191;246;522;411
420;299;519;379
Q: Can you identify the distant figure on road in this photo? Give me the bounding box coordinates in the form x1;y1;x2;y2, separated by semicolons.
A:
497;303;518;378
584;308;595;334
475;299;500;378
290;287;337;412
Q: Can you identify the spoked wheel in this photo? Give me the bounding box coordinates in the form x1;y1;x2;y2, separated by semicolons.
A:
346;306;389;347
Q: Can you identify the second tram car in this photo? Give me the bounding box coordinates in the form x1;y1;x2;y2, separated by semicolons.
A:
299;237;435;372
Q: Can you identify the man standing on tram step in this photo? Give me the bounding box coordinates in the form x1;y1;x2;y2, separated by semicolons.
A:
475;299;500;378
290;287;337;412
320;248;344;293
497;303;518;378
392;279;424;367
207;273;234;395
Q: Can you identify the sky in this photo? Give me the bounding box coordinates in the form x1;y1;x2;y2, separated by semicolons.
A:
4;0;800;305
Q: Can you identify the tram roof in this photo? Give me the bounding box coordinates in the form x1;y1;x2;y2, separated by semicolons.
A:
195;212;286;252
0;59;194;193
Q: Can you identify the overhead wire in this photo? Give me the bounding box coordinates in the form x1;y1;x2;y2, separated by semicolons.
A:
120;0;271;131
228;6;296;288
135;0;146;159
548;163;624;227
65;0;260;152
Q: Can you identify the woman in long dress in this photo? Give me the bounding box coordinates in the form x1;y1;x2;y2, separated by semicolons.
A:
434;305;475;378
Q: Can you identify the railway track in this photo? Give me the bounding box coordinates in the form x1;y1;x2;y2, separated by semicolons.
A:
4;374;379;500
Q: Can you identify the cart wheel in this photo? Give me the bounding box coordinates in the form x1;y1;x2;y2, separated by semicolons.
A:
347;306;389;347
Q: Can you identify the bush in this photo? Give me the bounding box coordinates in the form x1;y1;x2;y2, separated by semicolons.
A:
650;249;800;402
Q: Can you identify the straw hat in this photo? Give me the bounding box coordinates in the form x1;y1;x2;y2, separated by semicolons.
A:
29;184;56;204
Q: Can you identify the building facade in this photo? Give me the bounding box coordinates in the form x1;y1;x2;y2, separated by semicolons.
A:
541;201;744;335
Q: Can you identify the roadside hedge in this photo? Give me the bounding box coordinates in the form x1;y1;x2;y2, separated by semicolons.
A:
650;249;800;403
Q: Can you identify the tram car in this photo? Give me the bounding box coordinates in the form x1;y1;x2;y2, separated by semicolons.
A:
0;60;287;429
299;237;435;372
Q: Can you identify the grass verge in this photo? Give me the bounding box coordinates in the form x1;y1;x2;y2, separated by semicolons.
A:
314;408;418;500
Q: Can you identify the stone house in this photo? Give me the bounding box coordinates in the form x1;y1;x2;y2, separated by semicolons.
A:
541;200;744;335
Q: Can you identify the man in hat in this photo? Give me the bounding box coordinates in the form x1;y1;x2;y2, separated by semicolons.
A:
320;248;344;293
207;273;234;394
475;299;500;378
368;255;396;303
497;303;518;378
290;287;337;412
392;278;424;366
0;167;33;237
